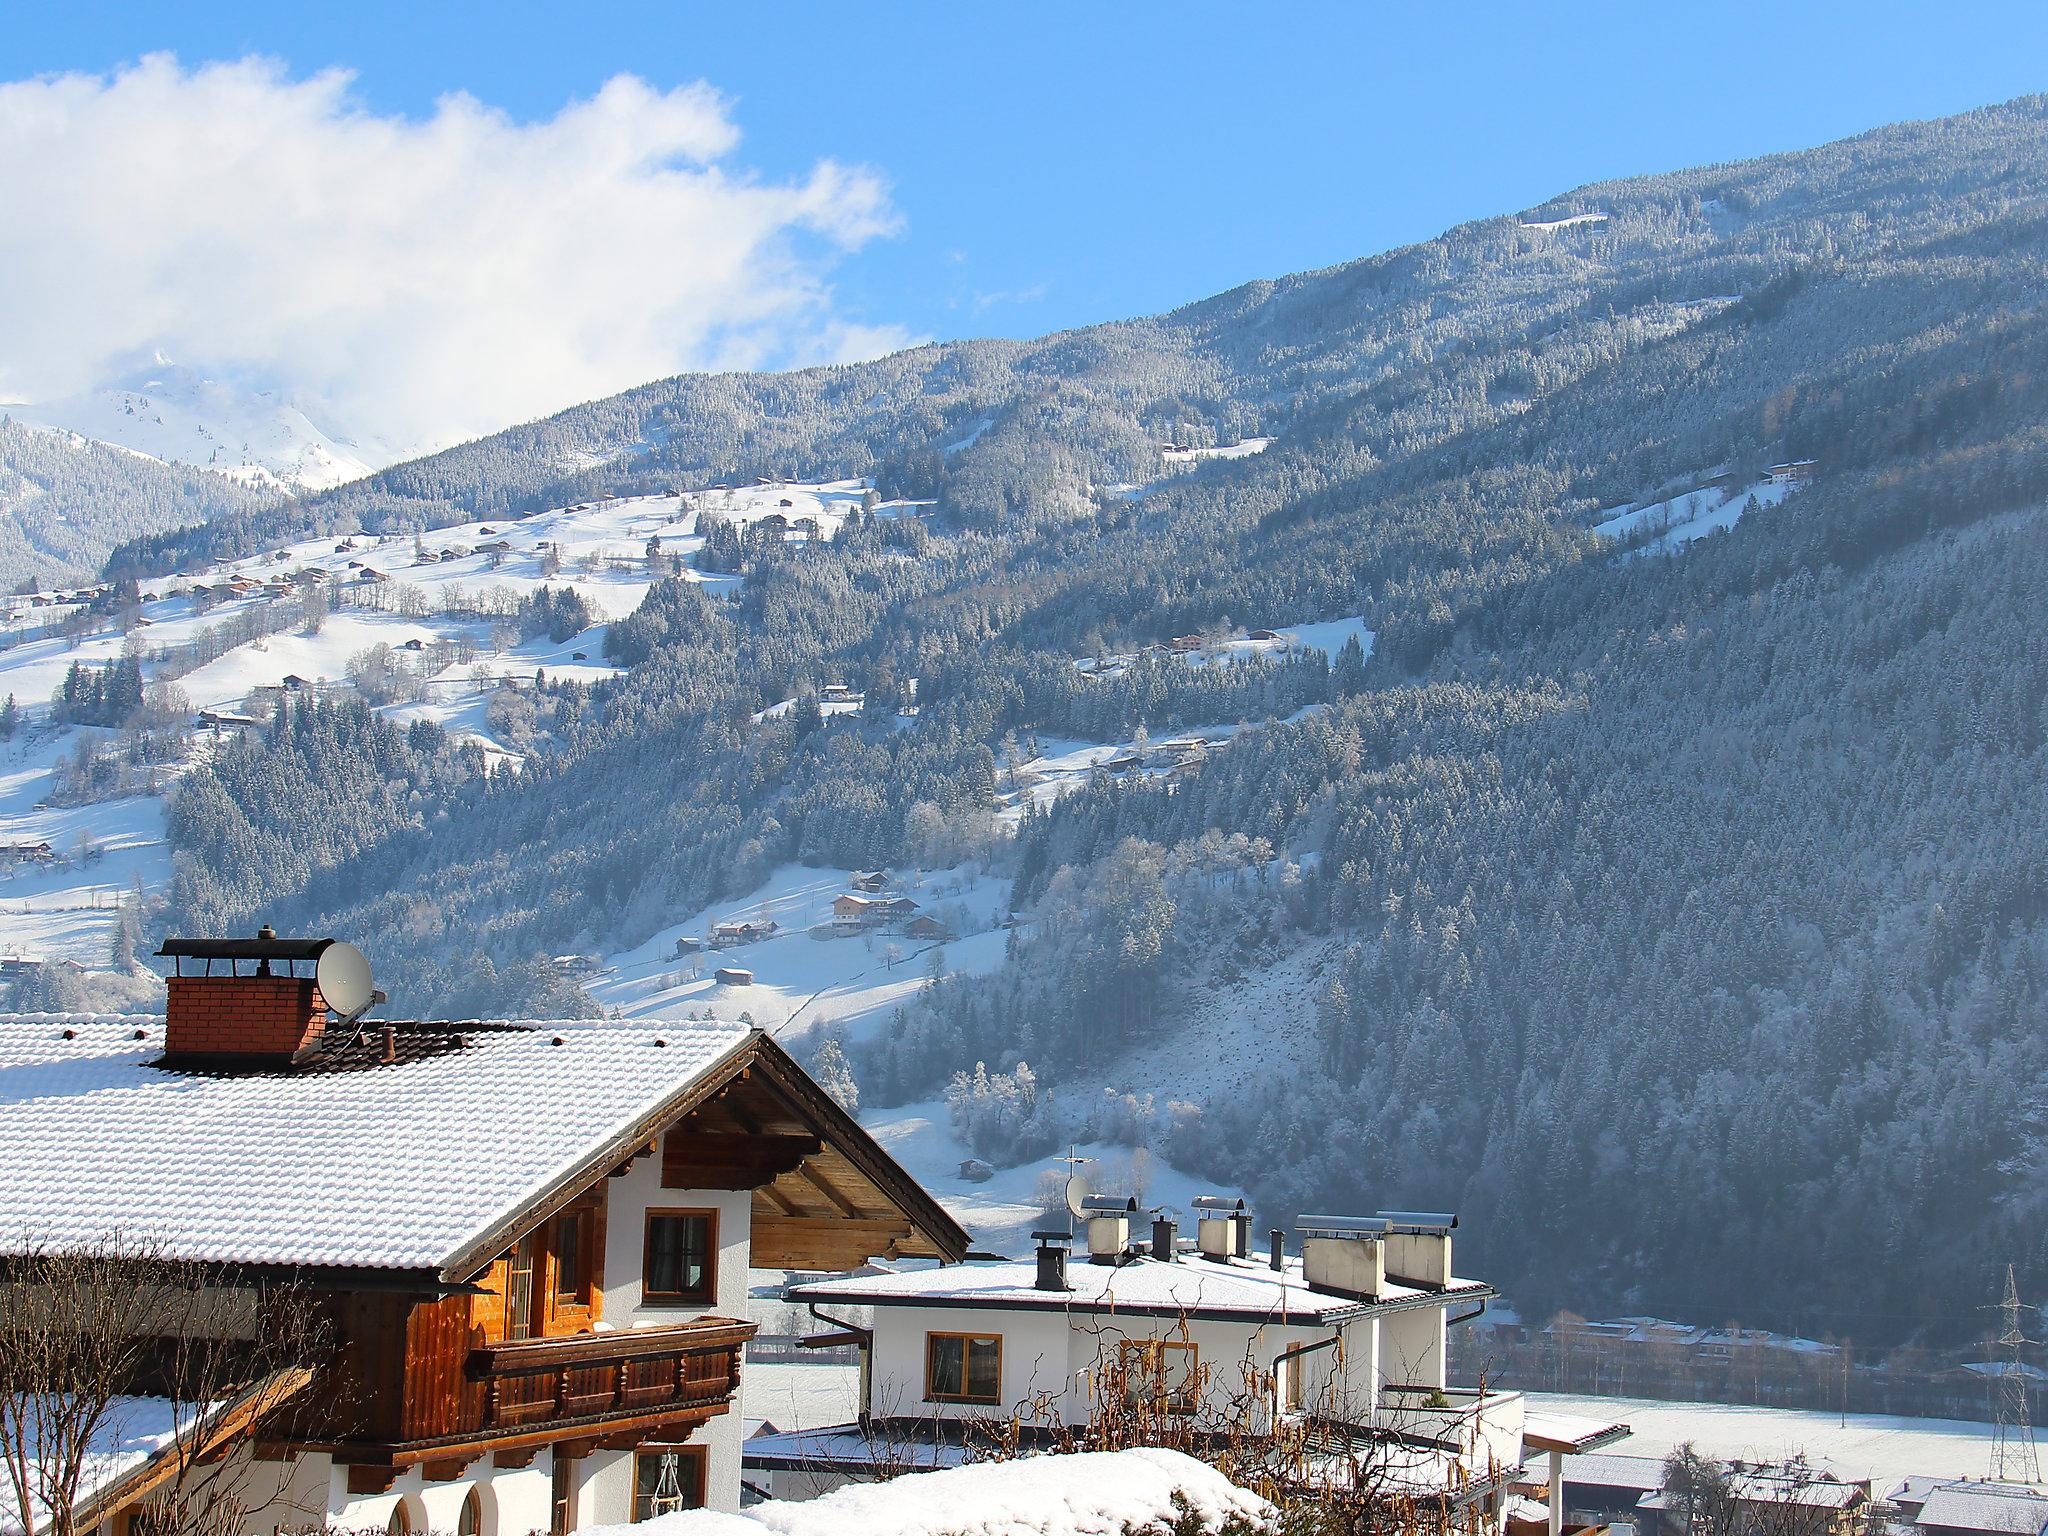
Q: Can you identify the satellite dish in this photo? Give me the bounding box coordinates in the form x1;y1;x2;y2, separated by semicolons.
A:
316;941;375;1019
1064;1172;1094;1221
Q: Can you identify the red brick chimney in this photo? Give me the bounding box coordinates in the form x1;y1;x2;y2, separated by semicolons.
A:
160;926;330;1063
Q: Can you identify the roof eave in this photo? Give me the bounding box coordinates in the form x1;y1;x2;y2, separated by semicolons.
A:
435;1028;971;1285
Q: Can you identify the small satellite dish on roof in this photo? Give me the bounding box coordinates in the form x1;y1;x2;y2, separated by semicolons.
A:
1064;1172;1094;1221
316;941;376;1020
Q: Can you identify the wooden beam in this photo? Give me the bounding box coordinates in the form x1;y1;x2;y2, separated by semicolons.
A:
750;1213;915;1269
663;1131;821;1190
755;1182;799;1217
347;1466;399;1496
422;1457;473;1482
493;1447;540;1469
797;1160;864;1219
721;1095;764;1135
386;1403;721;1467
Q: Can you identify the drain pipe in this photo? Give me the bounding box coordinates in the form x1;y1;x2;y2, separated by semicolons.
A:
805;1302;876;1427
1274;1331;1344;1418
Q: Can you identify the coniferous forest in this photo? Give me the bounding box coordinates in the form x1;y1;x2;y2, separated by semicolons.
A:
135;97;2048;1344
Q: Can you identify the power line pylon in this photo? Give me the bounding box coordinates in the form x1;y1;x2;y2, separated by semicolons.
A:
1990;1265;2042;1484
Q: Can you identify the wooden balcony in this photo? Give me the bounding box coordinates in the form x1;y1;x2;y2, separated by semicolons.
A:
467;1318;753;1438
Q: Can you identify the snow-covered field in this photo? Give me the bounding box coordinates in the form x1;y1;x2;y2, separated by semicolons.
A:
0;727;170;967
1522;210;1610;231
1161;436;1273;464
999;700;1336;828
1533;1391;2005;1486
1074;615;1372;680
584;862;1012;1040
1592;476;1793;555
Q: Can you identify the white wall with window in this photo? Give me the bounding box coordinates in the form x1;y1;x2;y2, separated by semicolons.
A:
589;1153;754;1513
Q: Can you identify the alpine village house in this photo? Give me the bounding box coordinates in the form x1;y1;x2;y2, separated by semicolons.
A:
0;932;967;1534
0;932;1593;1536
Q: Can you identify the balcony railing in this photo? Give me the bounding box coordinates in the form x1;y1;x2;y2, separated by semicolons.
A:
468;1318;753;1433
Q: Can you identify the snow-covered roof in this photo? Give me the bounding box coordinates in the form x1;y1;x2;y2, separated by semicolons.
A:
1524;1411;1632;1456
742;1423;971;1474
1918;1485;2048;1536
1562;1451;1668;1493
1727;1471;1866;1509
789;1251;1491;1323
0;1394;188;1536
0;1013;754;1277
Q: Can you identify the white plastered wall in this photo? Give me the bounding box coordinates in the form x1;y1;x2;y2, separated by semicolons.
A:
322;1450;551;1535
593;1156;751;1513
598;1159;753;1328
868;1304;1076;1421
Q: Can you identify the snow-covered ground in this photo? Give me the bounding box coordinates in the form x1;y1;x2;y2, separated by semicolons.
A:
621;1447;1268;1536
741;1362;861;1436
999;702;1334;827
1532;1391;2007;1486
584;862;1013;1040
1161;436;1272;464
1074;615;1373;680
0;727;171;967
1592;476;1793;555
1522;211;1610;231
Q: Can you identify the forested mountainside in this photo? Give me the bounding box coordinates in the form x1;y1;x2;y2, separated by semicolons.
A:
0;418;269;585
147;96;2048;1342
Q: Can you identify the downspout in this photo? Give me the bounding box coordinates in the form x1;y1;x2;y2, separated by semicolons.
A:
1274;1331;1344;1421
1448;1297;1489;1329
805;1303;875;1428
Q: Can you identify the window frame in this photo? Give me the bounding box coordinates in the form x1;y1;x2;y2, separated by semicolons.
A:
641;1207;718;1306
630;1443;707;1521
551;1206;591;1306
923;1329;1003;1405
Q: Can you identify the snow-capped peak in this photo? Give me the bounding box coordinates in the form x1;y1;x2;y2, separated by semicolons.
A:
8;363;400;494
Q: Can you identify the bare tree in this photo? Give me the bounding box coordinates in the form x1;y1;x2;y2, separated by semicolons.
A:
0;1239;330;1536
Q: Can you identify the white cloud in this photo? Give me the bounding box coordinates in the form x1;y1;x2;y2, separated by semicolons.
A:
0;55;915;455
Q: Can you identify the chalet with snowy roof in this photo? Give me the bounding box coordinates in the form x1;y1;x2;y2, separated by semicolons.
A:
1910;1482;2048;1536
0;930;967;1534
751;1205;1624;1526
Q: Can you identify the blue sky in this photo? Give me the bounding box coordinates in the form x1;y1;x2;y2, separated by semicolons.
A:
3;3;2046;446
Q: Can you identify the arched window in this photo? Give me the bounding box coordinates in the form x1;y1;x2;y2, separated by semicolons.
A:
457;1488;482;1536
386;1502;411;1536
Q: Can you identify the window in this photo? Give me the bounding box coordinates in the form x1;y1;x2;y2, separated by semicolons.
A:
1119;1339;1200;1413
456;1488;481;1536
549;1454;577;1536
552;1209;588;1304
925;1331;1002;1404
386;1503;412;1536
643;1210;716;1304
632;1445;705;1520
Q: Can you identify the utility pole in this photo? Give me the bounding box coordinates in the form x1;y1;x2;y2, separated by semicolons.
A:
1990;1265;2042;1483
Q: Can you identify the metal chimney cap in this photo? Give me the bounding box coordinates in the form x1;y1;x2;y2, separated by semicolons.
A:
1376;1210;1459;1232
1080;1194;1138;1214
1191;1195;1245;1214
1298;1214;1391;1238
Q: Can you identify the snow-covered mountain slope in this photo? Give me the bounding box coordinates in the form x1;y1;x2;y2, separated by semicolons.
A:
10;365;395;493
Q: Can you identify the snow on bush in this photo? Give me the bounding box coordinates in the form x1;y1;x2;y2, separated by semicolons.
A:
600;1448;1274;1536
